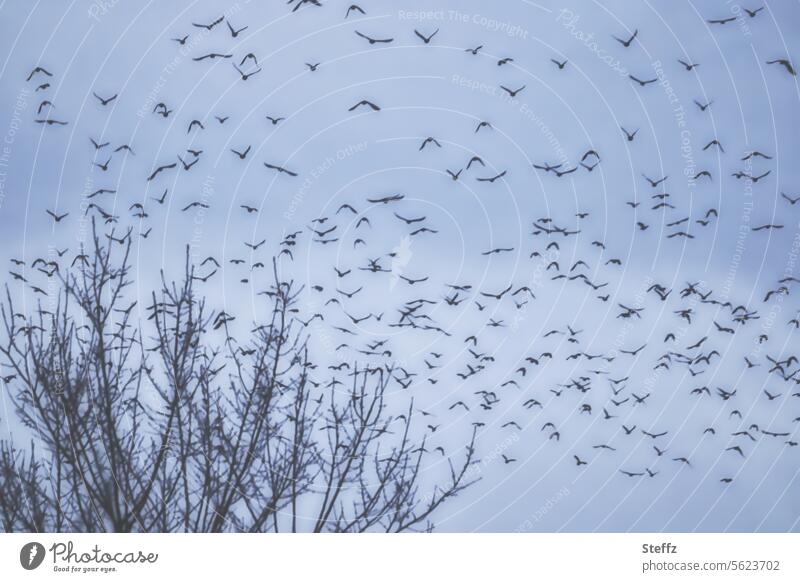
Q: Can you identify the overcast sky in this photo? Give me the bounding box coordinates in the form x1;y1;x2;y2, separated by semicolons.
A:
1;0;799;532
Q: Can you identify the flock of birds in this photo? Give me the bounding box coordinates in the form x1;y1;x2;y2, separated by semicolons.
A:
5;2;800;526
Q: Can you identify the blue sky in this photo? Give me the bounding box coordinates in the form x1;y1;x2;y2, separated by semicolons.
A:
1;0;800;531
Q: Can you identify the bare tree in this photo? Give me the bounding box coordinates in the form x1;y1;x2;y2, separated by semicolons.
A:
0;226;477;532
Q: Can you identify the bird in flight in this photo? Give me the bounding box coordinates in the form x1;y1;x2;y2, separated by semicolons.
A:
613;29;638;47
642;174;668;187
193;53;233;61
766;59;796;76
678;59;700;71
476;170;507;183
192;16;224;30
264;162;298;177
233;64;261;81
345;4;365;18
629;74;658;86
500;85;526;98
707;16;736;25
231;146;251;160
355;30;393;44
26;66;52;81
226;21;247;37
368;194;404;204
147;162;177;181
46;210;69;223
92;92;117;106
349;99;380;112
414;29;438;44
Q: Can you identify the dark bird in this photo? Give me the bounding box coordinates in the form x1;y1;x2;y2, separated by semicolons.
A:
476;170;507;183
419;136;441;150
355;30;393;44
368;194;404;204
231;145;251;159
187;119;204;133
349;99;380;112
394;212;425;224
92;92;117;106
26;66;52;81
500;85;526;97
741;151;772;161
233;63;262;81
152;189;168;204
147;162;177;181
446;168;463;181
613;29;638;47
46;210;68;223
264;162;298;177
766;59;796;76
182;202;209;212
177;155;198;171
781;192;800;205
629;74;658;86
414;29;438;44
345;4;365;18
693;99;713;111
192;16;224;30
642;174;668;187
226;21;247;37
90;137;109;150
192;53;233;61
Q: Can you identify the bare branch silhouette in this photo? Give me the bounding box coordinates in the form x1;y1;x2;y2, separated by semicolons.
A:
0;223;477;532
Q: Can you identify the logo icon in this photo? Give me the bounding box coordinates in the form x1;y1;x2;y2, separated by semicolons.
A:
20;542;46;570
389;235;412;291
